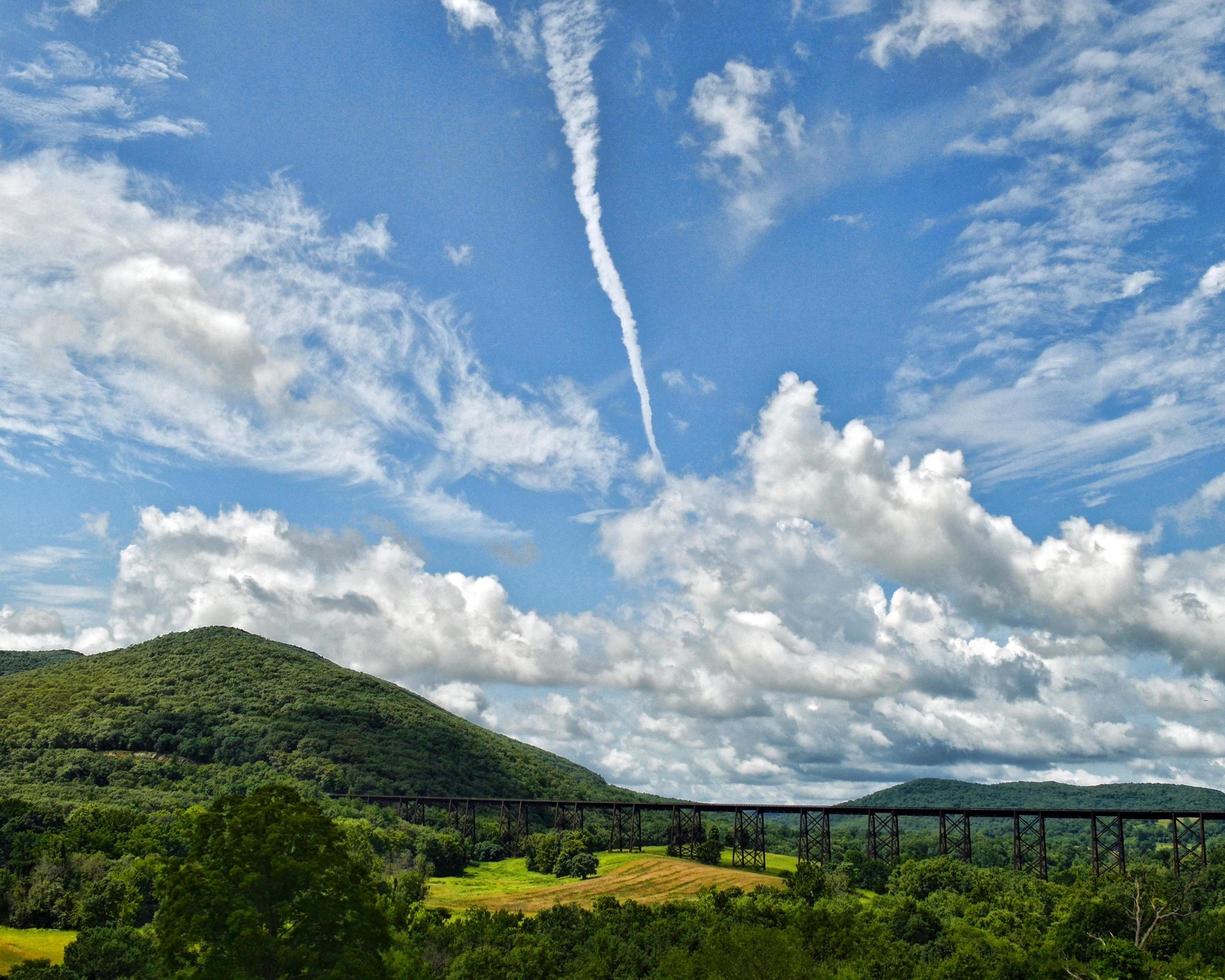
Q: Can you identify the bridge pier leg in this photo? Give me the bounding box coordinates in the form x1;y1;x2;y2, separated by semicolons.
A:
1091;814;1126;877
670;805;703;859
609;803;642;852
1172;814;1207;878
1013;813;1047;879
448;799;476;846
798;809;831;866
731;808;767;872
867;810;900;864
499;801;527;852
553;802;583;833
939;812;971;862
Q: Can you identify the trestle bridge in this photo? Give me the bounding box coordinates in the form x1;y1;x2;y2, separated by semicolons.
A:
342;794;1224;880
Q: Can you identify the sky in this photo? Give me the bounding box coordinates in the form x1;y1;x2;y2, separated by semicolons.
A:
2;0;1225;803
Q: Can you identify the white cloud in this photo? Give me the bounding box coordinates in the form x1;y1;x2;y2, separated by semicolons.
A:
29;0;121;28
14;377;1225;798
0;39;202;143
890;3;1225;492
0;152;624;542
540;0;662;465
1121;269;1159;297
829;212;867;228
690;60;777;178
0;606;72;650
91;505;582;685
444;242;474;266
440;0;501;33
661;369;717;395
868;0;1105;67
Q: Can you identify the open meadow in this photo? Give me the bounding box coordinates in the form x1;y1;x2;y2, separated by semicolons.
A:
426;847;789;913
0;927;75;976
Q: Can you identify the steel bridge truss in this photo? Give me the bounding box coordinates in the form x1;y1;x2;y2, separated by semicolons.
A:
670;805;703;859
797;809;831;866
1091;814;1126;877
939;812;972;862
608;803;642;852
343;795;1224;879
867;810;900;865
1172;815;1207;878
731;808;767;872
1013;813;1047;880
498;800;528;851
553;801;584;833
447;798;476;845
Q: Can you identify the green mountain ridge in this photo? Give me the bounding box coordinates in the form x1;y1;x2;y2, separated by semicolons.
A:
849;776;1225;811
0;648;83;676
0;626;626;808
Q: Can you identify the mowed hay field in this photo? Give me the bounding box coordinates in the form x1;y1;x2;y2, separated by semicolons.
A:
0;927;75;975
428;849;786;914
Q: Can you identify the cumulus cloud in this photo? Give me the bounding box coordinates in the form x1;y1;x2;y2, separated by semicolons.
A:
690;60;778;178
868;0;1105;67
89;505;582;685
0;152;624;543
13;381;1225;799
0;606;72;650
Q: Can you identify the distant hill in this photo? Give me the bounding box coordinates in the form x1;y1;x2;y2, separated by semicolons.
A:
0;649;82;676
848;777;1225;811
0;626;626;807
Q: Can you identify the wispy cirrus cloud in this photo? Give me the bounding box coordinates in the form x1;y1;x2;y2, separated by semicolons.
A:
0;38;203;143
889;1;1225;492
0;152;625;544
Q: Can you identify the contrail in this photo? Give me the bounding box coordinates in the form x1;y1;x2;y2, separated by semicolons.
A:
540;0;662;467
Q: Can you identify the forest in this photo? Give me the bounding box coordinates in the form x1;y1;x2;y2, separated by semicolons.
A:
1;784;1224;979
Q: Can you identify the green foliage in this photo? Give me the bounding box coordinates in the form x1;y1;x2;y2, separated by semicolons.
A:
154;784;390;979
0;651;82;677
0;627;620;806
693;826;722;866
522;832;598;879
852;776;1225;812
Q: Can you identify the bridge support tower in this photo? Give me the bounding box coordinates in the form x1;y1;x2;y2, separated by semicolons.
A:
798;809;831;866
867;810;900;864
731;808;767;871
1091;814;1126;877
1172;815;1207;878
939;812;971;862
1013;813;1047;879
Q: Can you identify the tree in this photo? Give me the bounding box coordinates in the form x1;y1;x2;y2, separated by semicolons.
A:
561;851;599;880
154;785;390;979
62;926;157;980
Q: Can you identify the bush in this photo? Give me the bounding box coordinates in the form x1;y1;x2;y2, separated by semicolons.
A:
474;840;504;863
558;851;598;880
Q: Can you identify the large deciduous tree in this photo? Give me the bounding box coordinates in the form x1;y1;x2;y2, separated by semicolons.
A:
154;785;389;979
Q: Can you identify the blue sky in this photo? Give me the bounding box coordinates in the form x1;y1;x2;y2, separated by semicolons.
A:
3;0;1225;801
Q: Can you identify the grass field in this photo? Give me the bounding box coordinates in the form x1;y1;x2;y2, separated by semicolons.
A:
0;927;75;975
427;848;788;913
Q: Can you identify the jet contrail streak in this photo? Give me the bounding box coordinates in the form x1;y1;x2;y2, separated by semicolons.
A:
540;0;662;467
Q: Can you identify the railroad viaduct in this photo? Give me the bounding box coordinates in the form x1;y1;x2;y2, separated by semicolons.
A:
340;794;1224;880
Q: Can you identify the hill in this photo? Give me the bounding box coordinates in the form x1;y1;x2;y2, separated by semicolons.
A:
848;777;1225;811
0;650;82;676
0;626;624;807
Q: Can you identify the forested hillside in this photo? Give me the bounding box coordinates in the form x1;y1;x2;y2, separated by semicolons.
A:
0;626;620;806
0;650;82;677
851;777;1225;811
